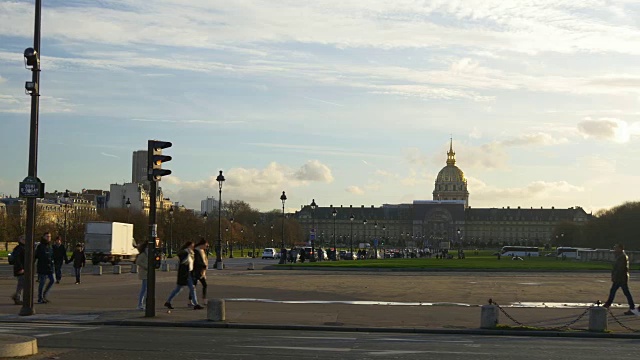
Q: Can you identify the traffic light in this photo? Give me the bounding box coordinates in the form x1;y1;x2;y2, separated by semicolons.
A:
148;140;172;182
154;250;162;269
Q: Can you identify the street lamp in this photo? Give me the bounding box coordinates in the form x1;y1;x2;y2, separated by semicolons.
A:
229;217;234;258
240;227;244;257
310;199;317;261
270;224;274;248
374;221;378;259
349;213;355;257
203;211;208;253
63;190;70;249
215;170;225;269
362;218;367;259
279;191;287;264
168;206;174;257
225;227;229;258
331;206;337;261
253;221;257;258
382;225;386;259
125;197;131;223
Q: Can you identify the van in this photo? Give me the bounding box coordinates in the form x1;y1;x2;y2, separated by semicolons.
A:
262;248;280;259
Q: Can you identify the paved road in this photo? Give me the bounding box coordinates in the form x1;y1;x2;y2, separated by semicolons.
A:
10;325;639;359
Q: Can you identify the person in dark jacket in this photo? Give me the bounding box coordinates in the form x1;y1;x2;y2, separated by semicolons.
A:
66;243;86;284
35;232;55;304
52;235;69;284
11;235;26;305
164;241;202;310
603;244;636;315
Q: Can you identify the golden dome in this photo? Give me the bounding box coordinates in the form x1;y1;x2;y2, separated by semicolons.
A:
436;165;466;183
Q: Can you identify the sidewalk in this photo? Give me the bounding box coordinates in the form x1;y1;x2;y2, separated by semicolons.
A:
1;266;640;338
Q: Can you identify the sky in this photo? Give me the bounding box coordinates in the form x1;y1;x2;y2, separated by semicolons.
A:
1;1;640;213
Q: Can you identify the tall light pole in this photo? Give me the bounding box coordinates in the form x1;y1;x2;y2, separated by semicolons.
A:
215;170;225;269
240;227;244;257
253;221;257;258
279;191;287;264
63;190;70;249
331;206;337;261
382;225;386;259
349;213;355;258
125;197;131;223
229;217;234;258
270;224;274;248
310;199;317;261
168;206;174;257
374;221;378;259
203;211;208;253
362;218;367;258
19;0;43;317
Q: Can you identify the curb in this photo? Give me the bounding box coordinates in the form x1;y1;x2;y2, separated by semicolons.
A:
96;319;640;339
0;335;38;358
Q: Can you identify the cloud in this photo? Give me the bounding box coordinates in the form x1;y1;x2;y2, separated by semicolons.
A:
346;186;364;195
293;160;334;183
471;179;584;201
577;117;640;143
496;133;569;147
100;152;119;158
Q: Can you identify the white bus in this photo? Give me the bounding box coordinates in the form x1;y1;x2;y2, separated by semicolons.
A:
500;246;540;257
556;247;594;260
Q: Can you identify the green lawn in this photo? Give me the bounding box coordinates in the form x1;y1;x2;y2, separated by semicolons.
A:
279;255;615;271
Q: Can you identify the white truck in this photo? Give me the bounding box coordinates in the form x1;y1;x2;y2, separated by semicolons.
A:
84;221;137;265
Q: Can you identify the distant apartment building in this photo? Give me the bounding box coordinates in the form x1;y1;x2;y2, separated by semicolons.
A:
132;150;149;188
108;183;172;215
201;197;220;215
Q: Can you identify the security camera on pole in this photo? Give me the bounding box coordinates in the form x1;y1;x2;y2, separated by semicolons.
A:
145;140;172;318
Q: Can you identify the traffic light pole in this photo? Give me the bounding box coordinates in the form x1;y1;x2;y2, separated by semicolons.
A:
19;0;42;317
145;174;158;317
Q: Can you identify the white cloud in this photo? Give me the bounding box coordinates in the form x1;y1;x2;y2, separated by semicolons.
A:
577;117;640;143
346;186;364;195
293;160;334;183
471;179;584;201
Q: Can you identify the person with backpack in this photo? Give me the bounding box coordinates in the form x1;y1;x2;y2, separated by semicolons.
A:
164;241;203;310
66;243;86;284
34;232;55;304
11;235;26;305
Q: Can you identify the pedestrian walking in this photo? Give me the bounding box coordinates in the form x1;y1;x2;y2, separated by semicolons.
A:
603;243;636;315
66;243;86;284
190;239;208;305
164;241;203;310
11;235;26;305
52;235;69;284
135;242;148;310
34;232;55;304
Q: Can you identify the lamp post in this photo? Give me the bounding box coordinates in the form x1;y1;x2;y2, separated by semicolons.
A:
168;206;174;257
240;228;244;257
125;197;131;223
270;224;274;248
229;217;234;258
349;213;355;258
331;206;337;261
279;191;287;264
203;211;208;254
382;225;386;259
362;218;367;259
374;221;378;259
253;221;257;258
310;199;317;261
63;190;70;249
215;170;225;269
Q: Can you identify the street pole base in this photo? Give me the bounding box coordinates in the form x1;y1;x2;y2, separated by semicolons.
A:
216;262;224;270
18;306;35;316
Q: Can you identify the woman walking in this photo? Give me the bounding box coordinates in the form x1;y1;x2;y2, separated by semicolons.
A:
164;241;203;310
67;243;86;284
135;242;148;310
191;239;208;305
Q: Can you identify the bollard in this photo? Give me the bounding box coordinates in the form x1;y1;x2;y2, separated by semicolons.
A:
161;261;170;272
93;265;102;276
113;265;122;274
216;262;224;270
480;304;499;329
247;262;254;270
130;264;138;274
589;306;607;332
207;299;226;321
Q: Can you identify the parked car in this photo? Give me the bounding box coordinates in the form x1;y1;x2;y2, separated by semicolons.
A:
339;250;357;260
262;248;280;259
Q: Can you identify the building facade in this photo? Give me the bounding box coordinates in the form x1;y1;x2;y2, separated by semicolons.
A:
107;183;172;215
201;197;220;215
293;142;591;249
132;150;149;188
